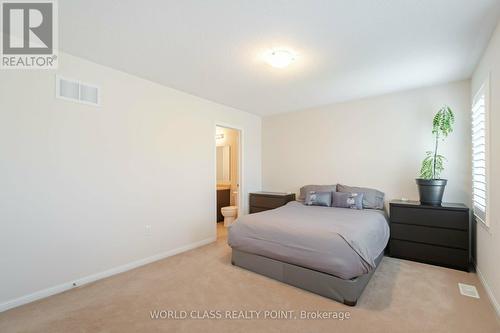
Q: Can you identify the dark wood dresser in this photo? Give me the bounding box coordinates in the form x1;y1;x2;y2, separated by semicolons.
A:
389;200;471;271
249;192;296;214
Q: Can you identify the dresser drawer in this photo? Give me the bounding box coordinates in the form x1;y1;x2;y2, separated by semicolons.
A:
250;195;286;209
391;223;468;250
390;240;469;270
249;206;271;214
391;206;468;230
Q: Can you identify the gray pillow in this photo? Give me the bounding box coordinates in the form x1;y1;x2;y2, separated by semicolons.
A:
304;191;332;207
332;192;364;210
337;184;385;210
298;185;337;202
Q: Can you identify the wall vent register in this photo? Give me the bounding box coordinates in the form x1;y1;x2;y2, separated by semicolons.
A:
56;76;100;106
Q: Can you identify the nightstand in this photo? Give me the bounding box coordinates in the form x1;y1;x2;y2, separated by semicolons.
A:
389;200;471;271
249;192;296;214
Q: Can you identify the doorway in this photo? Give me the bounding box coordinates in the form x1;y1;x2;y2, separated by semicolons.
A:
215;125;241;238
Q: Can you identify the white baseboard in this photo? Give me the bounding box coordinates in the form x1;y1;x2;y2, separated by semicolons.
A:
476;265;500;318
0;236;216;313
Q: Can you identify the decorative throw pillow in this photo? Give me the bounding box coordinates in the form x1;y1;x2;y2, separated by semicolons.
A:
304;191;332;207
298;185;337;202
332;192;364;210
337;184;385;210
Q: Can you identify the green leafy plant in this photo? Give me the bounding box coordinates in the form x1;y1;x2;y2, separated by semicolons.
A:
419;106;455;179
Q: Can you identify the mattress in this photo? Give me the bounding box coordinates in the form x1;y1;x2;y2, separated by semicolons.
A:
228;201;389;280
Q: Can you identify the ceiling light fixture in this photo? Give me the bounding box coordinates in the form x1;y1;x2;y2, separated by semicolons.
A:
263;49;296;68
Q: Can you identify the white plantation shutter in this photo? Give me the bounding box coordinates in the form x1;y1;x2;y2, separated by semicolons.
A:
471;81;489;225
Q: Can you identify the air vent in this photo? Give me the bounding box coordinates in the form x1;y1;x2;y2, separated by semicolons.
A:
56;76;100;106
458;283;480;298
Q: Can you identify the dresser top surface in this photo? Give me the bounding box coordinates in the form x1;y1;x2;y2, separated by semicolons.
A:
390;200;468;211
250;191;295;197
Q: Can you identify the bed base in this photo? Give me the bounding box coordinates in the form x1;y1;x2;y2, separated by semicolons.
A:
231;249;383;306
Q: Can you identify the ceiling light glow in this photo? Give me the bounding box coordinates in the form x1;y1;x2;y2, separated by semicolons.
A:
263;49;296;68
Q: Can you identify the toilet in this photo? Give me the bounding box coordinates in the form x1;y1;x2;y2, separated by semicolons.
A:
221;206;238;226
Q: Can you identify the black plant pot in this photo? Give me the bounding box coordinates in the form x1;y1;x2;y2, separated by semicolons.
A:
416;179;447;206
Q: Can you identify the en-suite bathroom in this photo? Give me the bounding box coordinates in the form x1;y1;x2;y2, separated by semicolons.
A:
216;126;240;230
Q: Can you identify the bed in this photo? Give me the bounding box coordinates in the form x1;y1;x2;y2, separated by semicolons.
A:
227;201;390;306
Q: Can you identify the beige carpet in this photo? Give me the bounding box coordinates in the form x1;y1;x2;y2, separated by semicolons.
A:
1;223;499;333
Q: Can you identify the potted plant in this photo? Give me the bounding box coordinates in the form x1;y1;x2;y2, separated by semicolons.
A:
416;105;455;205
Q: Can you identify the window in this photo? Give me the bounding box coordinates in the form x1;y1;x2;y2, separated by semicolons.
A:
55;75;100;107
471;79;490;225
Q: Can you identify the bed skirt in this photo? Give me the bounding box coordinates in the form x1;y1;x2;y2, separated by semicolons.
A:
231;249;384;306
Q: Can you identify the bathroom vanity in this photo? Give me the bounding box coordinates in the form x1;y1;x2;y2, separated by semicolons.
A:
217;187;230;222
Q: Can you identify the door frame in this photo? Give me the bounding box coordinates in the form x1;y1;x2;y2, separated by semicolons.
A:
214;122;243;220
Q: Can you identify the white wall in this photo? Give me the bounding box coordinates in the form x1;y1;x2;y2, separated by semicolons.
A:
262;80;471;206
471;20;500;316
0;53;261;310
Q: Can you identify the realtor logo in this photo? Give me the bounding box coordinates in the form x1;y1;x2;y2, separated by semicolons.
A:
1;0;58;69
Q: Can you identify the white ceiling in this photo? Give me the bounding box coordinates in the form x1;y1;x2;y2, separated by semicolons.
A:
60;0;500;116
